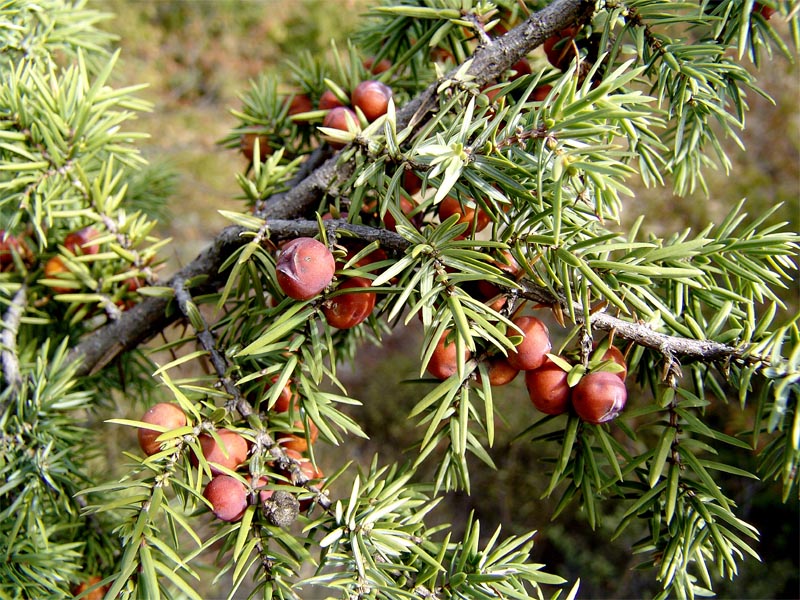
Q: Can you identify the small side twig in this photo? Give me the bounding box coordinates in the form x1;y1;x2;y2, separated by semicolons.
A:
1;285;27;397
172;278;253;418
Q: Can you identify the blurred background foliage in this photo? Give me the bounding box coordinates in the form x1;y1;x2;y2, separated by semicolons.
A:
90;1;798;597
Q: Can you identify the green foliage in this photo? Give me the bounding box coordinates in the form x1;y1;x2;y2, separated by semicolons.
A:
0;0;798;598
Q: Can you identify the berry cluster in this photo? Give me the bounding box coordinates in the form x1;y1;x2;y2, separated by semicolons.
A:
427;313;629;425
137;396;324;524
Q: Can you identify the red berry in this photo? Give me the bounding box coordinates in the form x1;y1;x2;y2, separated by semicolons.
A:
438;196;490;235
479;355;520;386
322;277;377;329
275;237;336;300
44;256;73;293
383;197;420;232
240;133;272;161
507;316;552;371
278;420;319;453
268;376;300;413
525;358;571;415
572;371;627;424
476;250;522;305
403;170;422;195
286;93;313;116
0;231;29;268
71;575;108;600
529;85;553;102
195;429;249;475
543;27;578;70
318;89;344;110
203;475;248;522
754;2;776;19
64;227;100;255
351;80;393;122
427;330;470;380
137;402;187;456
594;342;628;380
321;106;358;149
508;58;532;81
363;57;392;74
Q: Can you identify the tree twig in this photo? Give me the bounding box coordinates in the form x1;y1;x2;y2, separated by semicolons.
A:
65;0;595;376
1;285;27;396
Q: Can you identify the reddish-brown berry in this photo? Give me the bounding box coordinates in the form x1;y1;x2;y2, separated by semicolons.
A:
71;575;108;600
525;358;571;415
352;80;393;122
278;420;319;453
64;227;100;255
363;57;392;74
543;27;578;70
427;330;471;380
594;343;628;380
195;429;249;475
44;256;73;293
286;93;313;115
0;231;29;268
403;170;423;195
507;316;552;371
275;237;336;300
754;2;776;19
138;402;187;456
529;85;553;102
322;277;377;329
437;196;490;235
268;376;299;413
203;475;248;522
383;197;420;231
318;89;344;110
479;355;520;386
321;106;358;148
572;371;627;424
240;133;272;161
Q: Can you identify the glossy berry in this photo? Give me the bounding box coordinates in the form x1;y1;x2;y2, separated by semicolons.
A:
529;85;553;102
318;89;344;110
383;197;420;232
479;355;520;386
64;227;100;255
351;80;392;122
437;196;490;235
268;376;299;413
572;371;627;424
275;237;336;300
403;170;422;195
508;58;532;81
278;420;319;453
44;256;73;293
240;133;271;161
195;429;249;475
594;343;627;380
321;106;358;148
248;474;272;505
543;27;578;70
427;330;470;380
507;316;552;371
525;358;571;415
754;2;776;19
476;250;522;307
322;277;376;329
203;475;248;522
363;56;392;74
71;576;108;600
286;93;313;116
0;231;28;267
138;402;187;456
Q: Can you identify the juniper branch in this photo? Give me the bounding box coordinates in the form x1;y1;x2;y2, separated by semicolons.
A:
1;285;26;398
